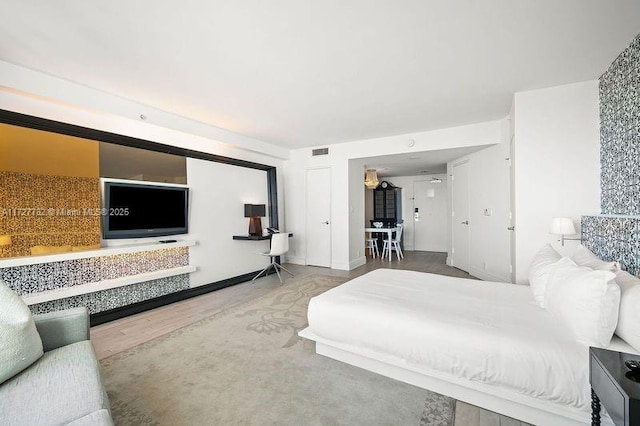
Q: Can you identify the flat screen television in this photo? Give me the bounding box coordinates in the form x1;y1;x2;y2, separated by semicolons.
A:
102;181;189;239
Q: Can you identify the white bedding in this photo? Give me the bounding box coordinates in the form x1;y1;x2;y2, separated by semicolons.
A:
306;269;635;413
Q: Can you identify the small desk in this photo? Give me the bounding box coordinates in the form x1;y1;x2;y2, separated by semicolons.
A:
365;227;398;261
232;233;293;265
589;347;640;426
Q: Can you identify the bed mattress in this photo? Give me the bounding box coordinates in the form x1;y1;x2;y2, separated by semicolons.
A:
306;269;625;412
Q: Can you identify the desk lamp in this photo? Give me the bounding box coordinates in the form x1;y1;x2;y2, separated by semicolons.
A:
244;204;266;236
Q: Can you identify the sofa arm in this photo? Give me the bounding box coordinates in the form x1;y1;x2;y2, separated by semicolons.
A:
33;307;90;351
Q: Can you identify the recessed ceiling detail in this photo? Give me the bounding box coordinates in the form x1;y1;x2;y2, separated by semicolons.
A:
363;146;489;178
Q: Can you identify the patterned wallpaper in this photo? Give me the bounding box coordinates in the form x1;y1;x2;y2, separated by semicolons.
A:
0;247;190;314
581;215;639;275
29;274;190;315
0;171;101;257
580;34;640;275
599;34;640;215
0;125;193;315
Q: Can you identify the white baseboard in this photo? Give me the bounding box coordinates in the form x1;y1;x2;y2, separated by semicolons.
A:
349;256;366;270
284;256;306;265
304;257;365;271
286;256;363;271
469;267;510;283
331;261;351;271
331;262;350;271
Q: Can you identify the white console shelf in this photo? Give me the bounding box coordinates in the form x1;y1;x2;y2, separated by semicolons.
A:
1;240;198;306
0;240;197;269
21;265;198;305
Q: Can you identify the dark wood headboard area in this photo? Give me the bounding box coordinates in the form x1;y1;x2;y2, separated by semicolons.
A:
581;215;639;275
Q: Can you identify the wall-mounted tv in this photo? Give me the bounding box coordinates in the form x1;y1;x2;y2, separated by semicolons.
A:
102;181;189;239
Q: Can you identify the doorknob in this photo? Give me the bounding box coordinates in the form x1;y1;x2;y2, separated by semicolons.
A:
322;221;330;225
461;220;469;225
507;226;515;231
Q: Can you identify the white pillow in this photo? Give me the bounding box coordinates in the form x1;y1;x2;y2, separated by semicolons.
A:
614;270;640;352
544;257;620;347
0;279;44;384
573;244;619;272
528;244;562;307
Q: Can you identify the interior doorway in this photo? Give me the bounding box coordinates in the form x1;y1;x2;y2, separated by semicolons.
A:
451;160;470;272
305;167;332;267
413;179;447;252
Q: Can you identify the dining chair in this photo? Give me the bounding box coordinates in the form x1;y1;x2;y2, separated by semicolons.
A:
252;232;294;284
382;223;404;260
365;232;379;258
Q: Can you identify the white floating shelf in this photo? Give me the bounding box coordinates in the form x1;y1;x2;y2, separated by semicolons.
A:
21;265;197;305
0;240;197;269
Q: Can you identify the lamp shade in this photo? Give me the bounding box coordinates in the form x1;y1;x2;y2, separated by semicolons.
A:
0;235;11;246
364;169;379;189
550;217;576;235
244;204;266;218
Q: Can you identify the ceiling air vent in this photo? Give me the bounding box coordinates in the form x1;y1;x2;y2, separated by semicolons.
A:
312;147;329;156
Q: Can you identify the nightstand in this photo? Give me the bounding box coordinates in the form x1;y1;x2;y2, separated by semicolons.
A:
589;347;640;426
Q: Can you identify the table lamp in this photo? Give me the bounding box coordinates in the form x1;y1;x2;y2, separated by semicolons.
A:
244;204;266;236
550;217;577;246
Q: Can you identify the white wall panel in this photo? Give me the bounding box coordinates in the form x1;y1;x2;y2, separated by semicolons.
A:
187;158;271;287
513;80;600;283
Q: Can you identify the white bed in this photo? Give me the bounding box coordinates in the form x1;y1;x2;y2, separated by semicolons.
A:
299;269;634;426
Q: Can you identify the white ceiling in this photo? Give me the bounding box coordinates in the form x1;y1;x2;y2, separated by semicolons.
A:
363;145;489;178
1;1;638;149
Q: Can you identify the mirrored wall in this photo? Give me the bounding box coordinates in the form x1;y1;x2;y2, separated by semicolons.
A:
0;122;186;258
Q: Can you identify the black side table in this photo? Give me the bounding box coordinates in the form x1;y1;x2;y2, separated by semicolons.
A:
589;347;640;426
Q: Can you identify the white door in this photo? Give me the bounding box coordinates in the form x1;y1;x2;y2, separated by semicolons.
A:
306;168;331;267
413;180;447;252
451;161;470;272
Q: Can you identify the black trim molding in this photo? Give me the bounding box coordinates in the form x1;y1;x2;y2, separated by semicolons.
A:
0;109;278;231
267;168;279;229
0;108;281;323
90;269;264;326
0;109;274;171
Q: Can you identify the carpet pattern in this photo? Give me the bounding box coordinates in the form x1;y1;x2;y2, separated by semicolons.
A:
101;274;456;425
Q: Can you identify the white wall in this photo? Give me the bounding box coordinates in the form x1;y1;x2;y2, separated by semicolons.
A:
284;120;503;269
0;61;287;287
0;60;289;161
447;119;512;282
2;60;600;284
348;159;366;269
364;188;374;230
513;80;600;283
187;158;270;286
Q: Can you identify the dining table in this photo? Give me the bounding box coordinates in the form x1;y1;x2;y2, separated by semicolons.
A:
365;227;398;261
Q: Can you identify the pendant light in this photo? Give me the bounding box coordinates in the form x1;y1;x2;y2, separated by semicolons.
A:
364;169;379;189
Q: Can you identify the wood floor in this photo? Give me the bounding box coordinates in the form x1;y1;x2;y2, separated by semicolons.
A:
91;251;530;426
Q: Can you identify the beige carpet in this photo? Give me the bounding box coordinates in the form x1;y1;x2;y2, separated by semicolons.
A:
101;274;455;425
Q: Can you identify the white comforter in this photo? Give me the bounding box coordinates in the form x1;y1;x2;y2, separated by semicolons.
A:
307;269;594;411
